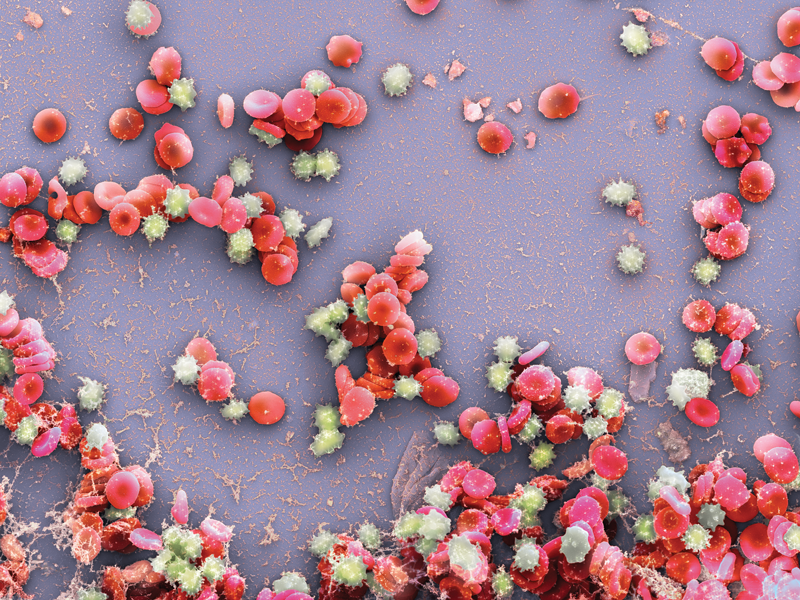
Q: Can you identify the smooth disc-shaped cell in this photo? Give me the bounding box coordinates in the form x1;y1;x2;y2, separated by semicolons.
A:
771;81;800;107
261;253;294;286
778;8;800;47
383;328;417;365
666;552;701;585
368;292;401;326
739;523;773;562
764;447;800;484
682;300;716;332
32;108;67;143
186;337;216;365
538;83;580;119
754;433;792;462
0;173;29;208
109;108;145;140
739;160;775;196
11;211;47;241
136;80;170;109
340;386;375;426
459;407;490;439
171;489;189;524
130;528;163;551
405;0;440;14
753;61;785;91
31;426;61;457
791;400;800;419
220;198;247;233
518;341;550;365
93;181;126;210
188;197;223;227
109;202;141;236
705;105;740;139
772;53;800;83
701;37;737;70
342;261;376;285
198;367;233;401
252;215;285;251
462;469;496;499
592;446;628;480
13;373;43;404
714;475;749;510
326;35;363;68
624;332;660;365
471;419;501;454
422;375;459;407
515;365;555;402
685;397;720;427
316;89;352;124
730;363;760;396
477;122;513;154
217;93;235;127
243;90;281;119
366;273;399;298
282;89;316;122
157;133;193;168
106;471;141;509
720;340;743;371
757;483;788;518
249;391;286;425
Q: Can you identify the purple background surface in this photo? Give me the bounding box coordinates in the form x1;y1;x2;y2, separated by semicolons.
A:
1;0;800;597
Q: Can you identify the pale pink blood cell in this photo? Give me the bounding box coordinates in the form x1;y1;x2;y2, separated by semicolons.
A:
753;61;785;91
448;59;466;81
497;414;512;453
701;121;719;146
515;365;555;402
740;113;771;145
523;131;537;149
157;132;194;169
130;528;163;551
171;489;189;524
283;89;316;122
106;471;141;509
243;90;281;119
471;419;501;454
405;0;440;15
709;193;742;225
714;137;752;168
366;273;399;298
772;52;800;83
754;434;792;463
705;105;740;139
764;447;800;484
462;469;496;499
570;496;602;525
757;483;788;518
692;197;716;228
367;292;401;326
93;181;126;210
538;83;580;119
506;98;523;113
198;367;233;401
739;160;775;202
422;73;437;88
624;332;661;365
212;176;234;206
72;527;101;563
0;309;19;337
11;210;47;241
792;401;800;419
342;261;376;285
730;363;760;397
1;172;32;210
261;253;294;286
326;34;363;68
382;328;418;365
316;89;351;124
770;80;800;107
13;373;43;404
16;166;43;204
458;407;489;439
186;338;216;365
149;46;181;86
716;42;744;81
477;122;513;154
714;474;749;510
201;518;233;543
109;202;141;236
490;508;521;535
720;340;743;371
685;397;720;427
188;197;223;227
463;99;484;122
592;446;628;480
136;79;171;109
31;426;61;457
519;341;550;366
778;8;800;47
220;198;246;233
660;485;691;516
217;93;235;128
567;366;603;398
339;386;375;426
701;37;737;70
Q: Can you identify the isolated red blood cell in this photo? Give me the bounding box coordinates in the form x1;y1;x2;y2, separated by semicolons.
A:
685;397;720;427
316;89;352;124
340;387;375;426
477;122;513;154
326;35;363;68
282;89;316;122
701;37;737;71
705;105;740;139
149;46;181;86
538;83;580;119
32;108;67;143
778;8;800;47
753;61;785;91
592;446;628;480
624;332;660;365
109;202;141;236
106;471;141;509
243;90;281;119
186;338;216;365
261;253;294;285
405;0;440;15
383;328;418;365
109;108;145;141
217;94;235;128
157;133;193;169
459;407;490;440
188;197;222;227
471;419;501;454
791;400;800;419
249;392;286;425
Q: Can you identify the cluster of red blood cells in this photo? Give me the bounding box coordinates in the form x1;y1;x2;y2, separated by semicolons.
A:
0;487;30;598
752;8;800;110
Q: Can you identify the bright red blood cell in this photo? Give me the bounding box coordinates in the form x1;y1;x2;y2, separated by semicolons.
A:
764;447;800;484
459;407;490;440
422;376;459;407
220;198;247;233
546;414;575;444
772;52;800;83
261;253;294;285
32;108;67;143
739;160;775;202
188;197;222;227
710;221;748;259
701;37;737;71
252;215;285;251
108;202;141;236
11;210;47;241
243;90;281;119
567;366;603;398
13;373;43;404
366;273;399;298
739;523;773;562
740;113;772;145
383;328;418;365
326;35;363;68
93;181;126;210
716;42;744;81
730;363;760;397
778;8;800;47
592;446;628;480
0;309;19;337
705;105;740;139
367;292;401;326
340;387;375;426
791;400;800;419
405;0;440;14
157;132;194;169
754;434;792;463
624;332;660;365
462;469;496;499
198;367;233;401
109;108;145;141
714;137;752;168
136;79;170;109
757;483;788;518
682;301;716;333
32;426;61;457
515;365;555;402
217;94;235;128
654;505;689;539
685;397;720;427
186;338;216;365
538;83;580;119
709;193;743;225
477;122;513;154
471;419;501;454
106;471;141;509
149;46;181;86
770;81;800;107
666;552;701;585
249;391;286;425
124;189;157;217
753;61;785;91
282;89;316;122
316;89;352;124
720;340;744;371
16;166;43;204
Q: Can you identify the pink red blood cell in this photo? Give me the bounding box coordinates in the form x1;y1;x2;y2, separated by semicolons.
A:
282;89;316;122
198;367;233;401
149;46;181;85
93;181;126;211
340;386;375;426
753;61;785;91
720;340;743;371
316;89;352;124
753;434;792;462
791;401;800;419
715;137;752;168
186;338;216;365
740;113;772;145
243;90;281;119
128;1;161;37
249;392;286;425
188;197;222;227
685;397;720;427
366;273;399;298
624;332;660;365
730;363;760;396
211;176;234;206
704;106;740;139
546;414;575;444
716;42;744;81
763;447;800;484
462;469;496;499
220;198;247;233
778;8;800;47
31;427;61;457
770;81;800;107
171;489;189;524
200;518;233;543
459;407;490;439
471;419;501;454
405;0;440;15
136;80;171;109
11;210;47;241
109;108;145;141
538;83;580;119
592;446;628;480
32;108;67;143
13;373;43;404
739;160;775;202
326;35;363;68
109;202;141;236
252;215;286;252
709;193;743;225
261;253;294;285
16;167;43;205
701;37;737;70
382;328;418;365
518;341;549;365
157;132;193;169
106;471;141;509
0;173;28;208
666;552;701;585
217;94;235;128
477;122;513;154
367;292;401;326
516;365;555;402
739;524;773;562
129;528;163;551
421;376;459;407
772;53;800;83
757;483;788;518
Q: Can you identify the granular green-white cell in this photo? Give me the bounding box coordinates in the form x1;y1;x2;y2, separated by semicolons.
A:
620;22;652;56
602;179;636;206
59;157;87;186
315;149;341;182
382;63;413;97
169;78;197;111
616;244;646;275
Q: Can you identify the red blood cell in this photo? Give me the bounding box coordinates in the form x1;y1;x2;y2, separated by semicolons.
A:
32;108;67;143
740;113;771;145
186;338;216;365
714;137;752;168
708;221;748;259
261;253;294;286
326;35;363;68
108;108;145;141
739;523;773;562
771;81;800;107
421;375;459;407
567;366;604;399
592;446;628;480
316;89;352;124
701;37;737;71
338;92;368;127
0;309;19;338
739;160;775;202
720;340;743;372
216;93;235;129
682;300;716;332
249;391;286;425
382;328;418;365
125;465;154;507
730;363;760;397
666;552;701;585
714;474;750;510
753;60;786;91
106;471;141;509
538;83;580;119
477;121;513;154
129;528;162;551
754;434;792;462
68;192;99;226
188;197;223;227
758;483;788;518
405;0;440;15
128;1;161;36
13;373;43;405
471;419;501;454
366;273;399;298
778;8;800;47
516;365;555;402
705;106;740;139
685;397;720;427
73;527;102;563
624;332;660;365
243;90;281;119
654;505;689;539
31;426;61;457
709;193;743;226
772;52;800;83
462;469;496;499
198;367;233;401
0;173;28;209
764;447;800;484
149;46;181;86
220;198;247;233
716;42;744;81
251;215;285;251
93;181;126;210
108;202;141;236
157;132;193;169
124;189;157;217
792;400;800;419
15;166;43;204
11;209;47;241
282;89;316;122
340;386;375;426
136;79;171;109
459;407;490;439
368;292;401;326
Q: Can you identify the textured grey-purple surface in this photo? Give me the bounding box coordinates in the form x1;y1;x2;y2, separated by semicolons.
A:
1;0;799;596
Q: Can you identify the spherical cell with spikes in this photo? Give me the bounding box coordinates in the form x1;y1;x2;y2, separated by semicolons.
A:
250;125;283;147
358;522;381;549
606;490;629;516
240;193;264;218
228;228;255;265
424;484;454;511
692;337;718;367
693;256;721;286
682;524;711;552
315;404;341;431
510;484;546;527
177;568;202;595
666;368;712;410
78;589;106;600
433;421;461;446
305;217;333;248
201;556;225;582
168;78;197;111
59;157;87;186
382;63;413;97
142;213;169;244
647;466;689;499
273;572;310;594
784;524;800;551
56;219;80;243
220;399;249;422
513;541;540;571
393;512;423;539
85;423;109;450
332;555;368;587
164;187;192;218
352;294;369;323
291;152;317;181
0;348;13;379
602;179;636;207
325;337;352;367
616;243;646;275
493;336;521;362
415;329;441;358
0;291;14;315
394;376;422;400
229;156;254;186
309;530;338;557
517;415;542;443
15;415;38;445
486;361;512;392
783;472;800;491
530;442;556;470
415;537;438;559
561;525;591;563
596;388;623;419
634;515;657;542
310;426;345;457
126;0;153;32
563;385;592;413
315;149;341;182
492;567;514;599
104;506;136;521
77;376;106;411
448;534;482;573
582;415;608;439
280;208;306;239
304;71;332;96
172;354;200;385
417;510;450;541
697;502;726;530
621;22;652;56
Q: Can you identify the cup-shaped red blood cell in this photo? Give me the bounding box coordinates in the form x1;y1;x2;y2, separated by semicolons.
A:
220;198;247;234
654;506;690;539
106;471;141;509
383;328;418;365
471;419;501;454
757;483;788;518
666;552;701;585
243;90;281;119
326;35;363;68
149;46;181;86
125;465;154;507
217;93;235;128
405;0;440;14
477;122;513;154
770;81;800;108
624;332;660;365
109;108;145;141
753;61;785;91
188;197;222;228
714;137;752;168
715;42;744;81
282;89;316;122
32;108;67;143
459;407;490;439
779;8;800;47
261;253;294;286
701;37;737;71
185;337;216;365
11;209;47;241
685;397;720;427
739;113;771;145
109;202;141;236
739;160;775;202
136;80;170;109
13;373;43;404
772;53;800;83
421;376;459;407
368;292;401;327
340;387;375;426
730;363;760;396
705;105;740;139
248;391;285;425
198;367;233;401
592;446;628;480
538;83;580;119
157;132;193;169
316;89;352;124
462;469;496;499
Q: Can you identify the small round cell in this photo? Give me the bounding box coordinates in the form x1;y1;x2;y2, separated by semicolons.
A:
32;108;67;143
701;37;737;71
592;446;628;480
316;89;352;124
462;469;496;499
108;202;141;236
340;387;375;426
157;133;194;169
666;552;701;585
421;376;459;407
624;332;660;365
771;52;800;84
326;35;363;68
282;89;316;122
217;93;235;128
249;391;286;425
13;373;44;404
682;300;716;332
261;253;294;286
367;292;401;326
685;397;720;427
471;419;501;454
106;471;141;509
109;108;145;141
778;8;800;47
405;0;440;15
763;447;799;484
477;122;513;154
538;83;580;119
188;197;223;227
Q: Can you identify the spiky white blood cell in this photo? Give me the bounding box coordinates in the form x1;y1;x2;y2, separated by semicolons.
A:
315;149;340;181
393;375;421;400
602;179;636;206
432;421;460;446
561;525;591;563
54;220;78;245
513;541;540;571
167;78;196;111
666;368;711;410
142;213;169;244
290;152;317;181
77;376;105;410
529;441;555;469
304;217;332;249
227;228;254;265
220;399;249;422
692;337;718;367
616;244;645;274
620;22;651;56
228;156;253;187
172;354;200;385
583;416;608;440
58;157;87;186
382;63;413;97
277;209;304;241
692;256;721;286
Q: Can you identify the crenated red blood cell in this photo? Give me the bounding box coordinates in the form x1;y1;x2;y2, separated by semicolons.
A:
778;8;800;47
753;61;785;91
714;137;752;168
740;113;772;145
404;0;440;15
149;46;181;86
459;407;489;440
701;37;737;71
282;89;316;122
108;202;141;236
538;83;580;119
685;397;720;427
771;52;800;83
624;332;660;365
32;108;67;143
704;105;740;139
476;122;513;154
592;446;628;480
326;35;363;68
109;108;145;141
249;392;285;425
